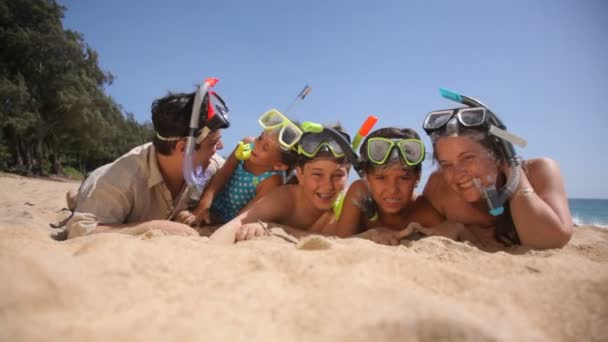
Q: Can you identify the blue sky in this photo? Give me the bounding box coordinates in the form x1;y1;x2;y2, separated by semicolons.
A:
60;0;607;198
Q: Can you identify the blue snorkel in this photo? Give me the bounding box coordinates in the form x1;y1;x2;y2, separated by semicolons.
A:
183;78;228;200
438;88;527;216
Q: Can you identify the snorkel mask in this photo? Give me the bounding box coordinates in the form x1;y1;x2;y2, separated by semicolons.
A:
296;122;360;218
423;88;527;216
235;86;312;161
183;77;230;198
362;137;426;167
298;121;364;178
354;130;425;222
297;117;378;219
258;109;304;150
235;109;303;161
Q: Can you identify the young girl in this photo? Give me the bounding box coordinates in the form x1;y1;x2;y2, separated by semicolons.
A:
324;127;443;245
209;124;354;244
420;89;573;249
176;109;301;226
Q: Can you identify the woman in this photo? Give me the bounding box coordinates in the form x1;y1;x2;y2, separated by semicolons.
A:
421;89;573;249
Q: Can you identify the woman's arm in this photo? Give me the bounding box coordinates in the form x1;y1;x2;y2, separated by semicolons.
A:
510;158;573;248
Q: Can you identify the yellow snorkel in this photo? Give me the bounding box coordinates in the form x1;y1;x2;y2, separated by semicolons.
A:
331;116;378;219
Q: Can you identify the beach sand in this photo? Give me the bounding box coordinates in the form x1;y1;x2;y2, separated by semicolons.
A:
0;173;607;341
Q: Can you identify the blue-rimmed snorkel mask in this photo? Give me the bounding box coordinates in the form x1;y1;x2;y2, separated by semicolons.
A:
423;88;527;216
183;78;230;199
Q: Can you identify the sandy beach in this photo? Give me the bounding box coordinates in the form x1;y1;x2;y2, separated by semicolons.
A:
0;173;606;341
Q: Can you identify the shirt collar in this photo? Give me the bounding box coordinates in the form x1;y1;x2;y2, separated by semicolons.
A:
147;144;165;189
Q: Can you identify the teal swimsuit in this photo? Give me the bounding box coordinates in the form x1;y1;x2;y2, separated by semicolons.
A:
211;160;283;222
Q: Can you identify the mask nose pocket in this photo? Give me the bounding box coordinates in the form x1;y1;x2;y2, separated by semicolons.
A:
445;117;460;136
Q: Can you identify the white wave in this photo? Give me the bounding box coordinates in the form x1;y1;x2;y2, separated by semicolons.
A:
572;214;608;229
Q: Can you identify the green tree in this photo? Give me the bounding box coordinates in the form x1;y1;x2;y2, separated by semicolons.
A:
0;0;153;176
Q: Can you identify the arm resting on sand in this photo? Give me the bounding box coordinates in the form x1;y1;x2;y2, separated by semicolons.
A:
67;217;199;239
209;186;294;244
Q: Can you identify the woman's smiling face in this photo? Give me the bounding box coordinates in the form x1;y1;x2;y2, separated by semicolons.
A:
435;135;499;203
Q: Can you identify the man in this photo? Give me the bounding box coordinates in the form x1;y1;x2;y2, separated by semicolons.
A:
66;89;229;239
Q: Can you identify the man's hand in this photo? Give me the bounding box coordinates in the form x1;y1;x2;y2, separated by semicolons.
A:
235;222;270;241
193;192;215;225
173;210;199;227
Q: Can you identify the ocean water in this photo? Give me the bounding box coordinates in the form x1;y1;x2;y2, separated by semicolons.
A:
569;198;608;228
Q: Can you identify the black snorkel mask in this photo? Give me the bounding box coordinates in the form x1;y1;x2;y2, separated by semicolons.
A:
423;88;527;216
298;121;364;178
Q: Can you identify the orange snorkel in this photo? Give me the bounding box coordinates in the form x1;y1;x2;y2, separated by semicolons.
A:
351;115;378;151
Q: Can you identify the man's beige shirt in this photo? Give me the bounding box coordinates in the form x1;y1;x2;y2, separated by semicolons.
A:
66;143;224;238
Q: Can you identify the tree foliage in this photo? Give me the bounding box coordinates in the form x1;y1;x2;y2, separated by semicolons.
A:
0;0;153;175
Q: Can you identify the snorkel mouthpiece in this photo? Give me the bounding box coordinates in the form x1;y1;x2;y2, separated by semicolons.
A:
235;141;253;161
183;77;219;198
472;178;503;216
471;165;522;216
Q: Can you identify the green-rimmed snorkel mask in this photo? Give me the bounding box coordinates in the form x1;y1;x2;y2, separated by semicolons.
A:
422;88;527;216
258;109;303;150
363;137;426;166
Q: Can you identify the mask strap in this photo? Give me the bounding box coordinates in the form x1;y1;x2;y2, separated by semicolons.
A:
195;127;211;144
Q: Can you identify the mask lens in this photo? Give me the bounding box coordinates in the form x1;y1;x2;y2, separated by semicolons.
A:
300;134;321;155
424;110;454;130
398;140;424;165
209;93;228;118
327;139;344;156
259;110;284;128
279;123;302;148
205;93;230;130
458;108;485;126
368;139;392;163
299;131;344;157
